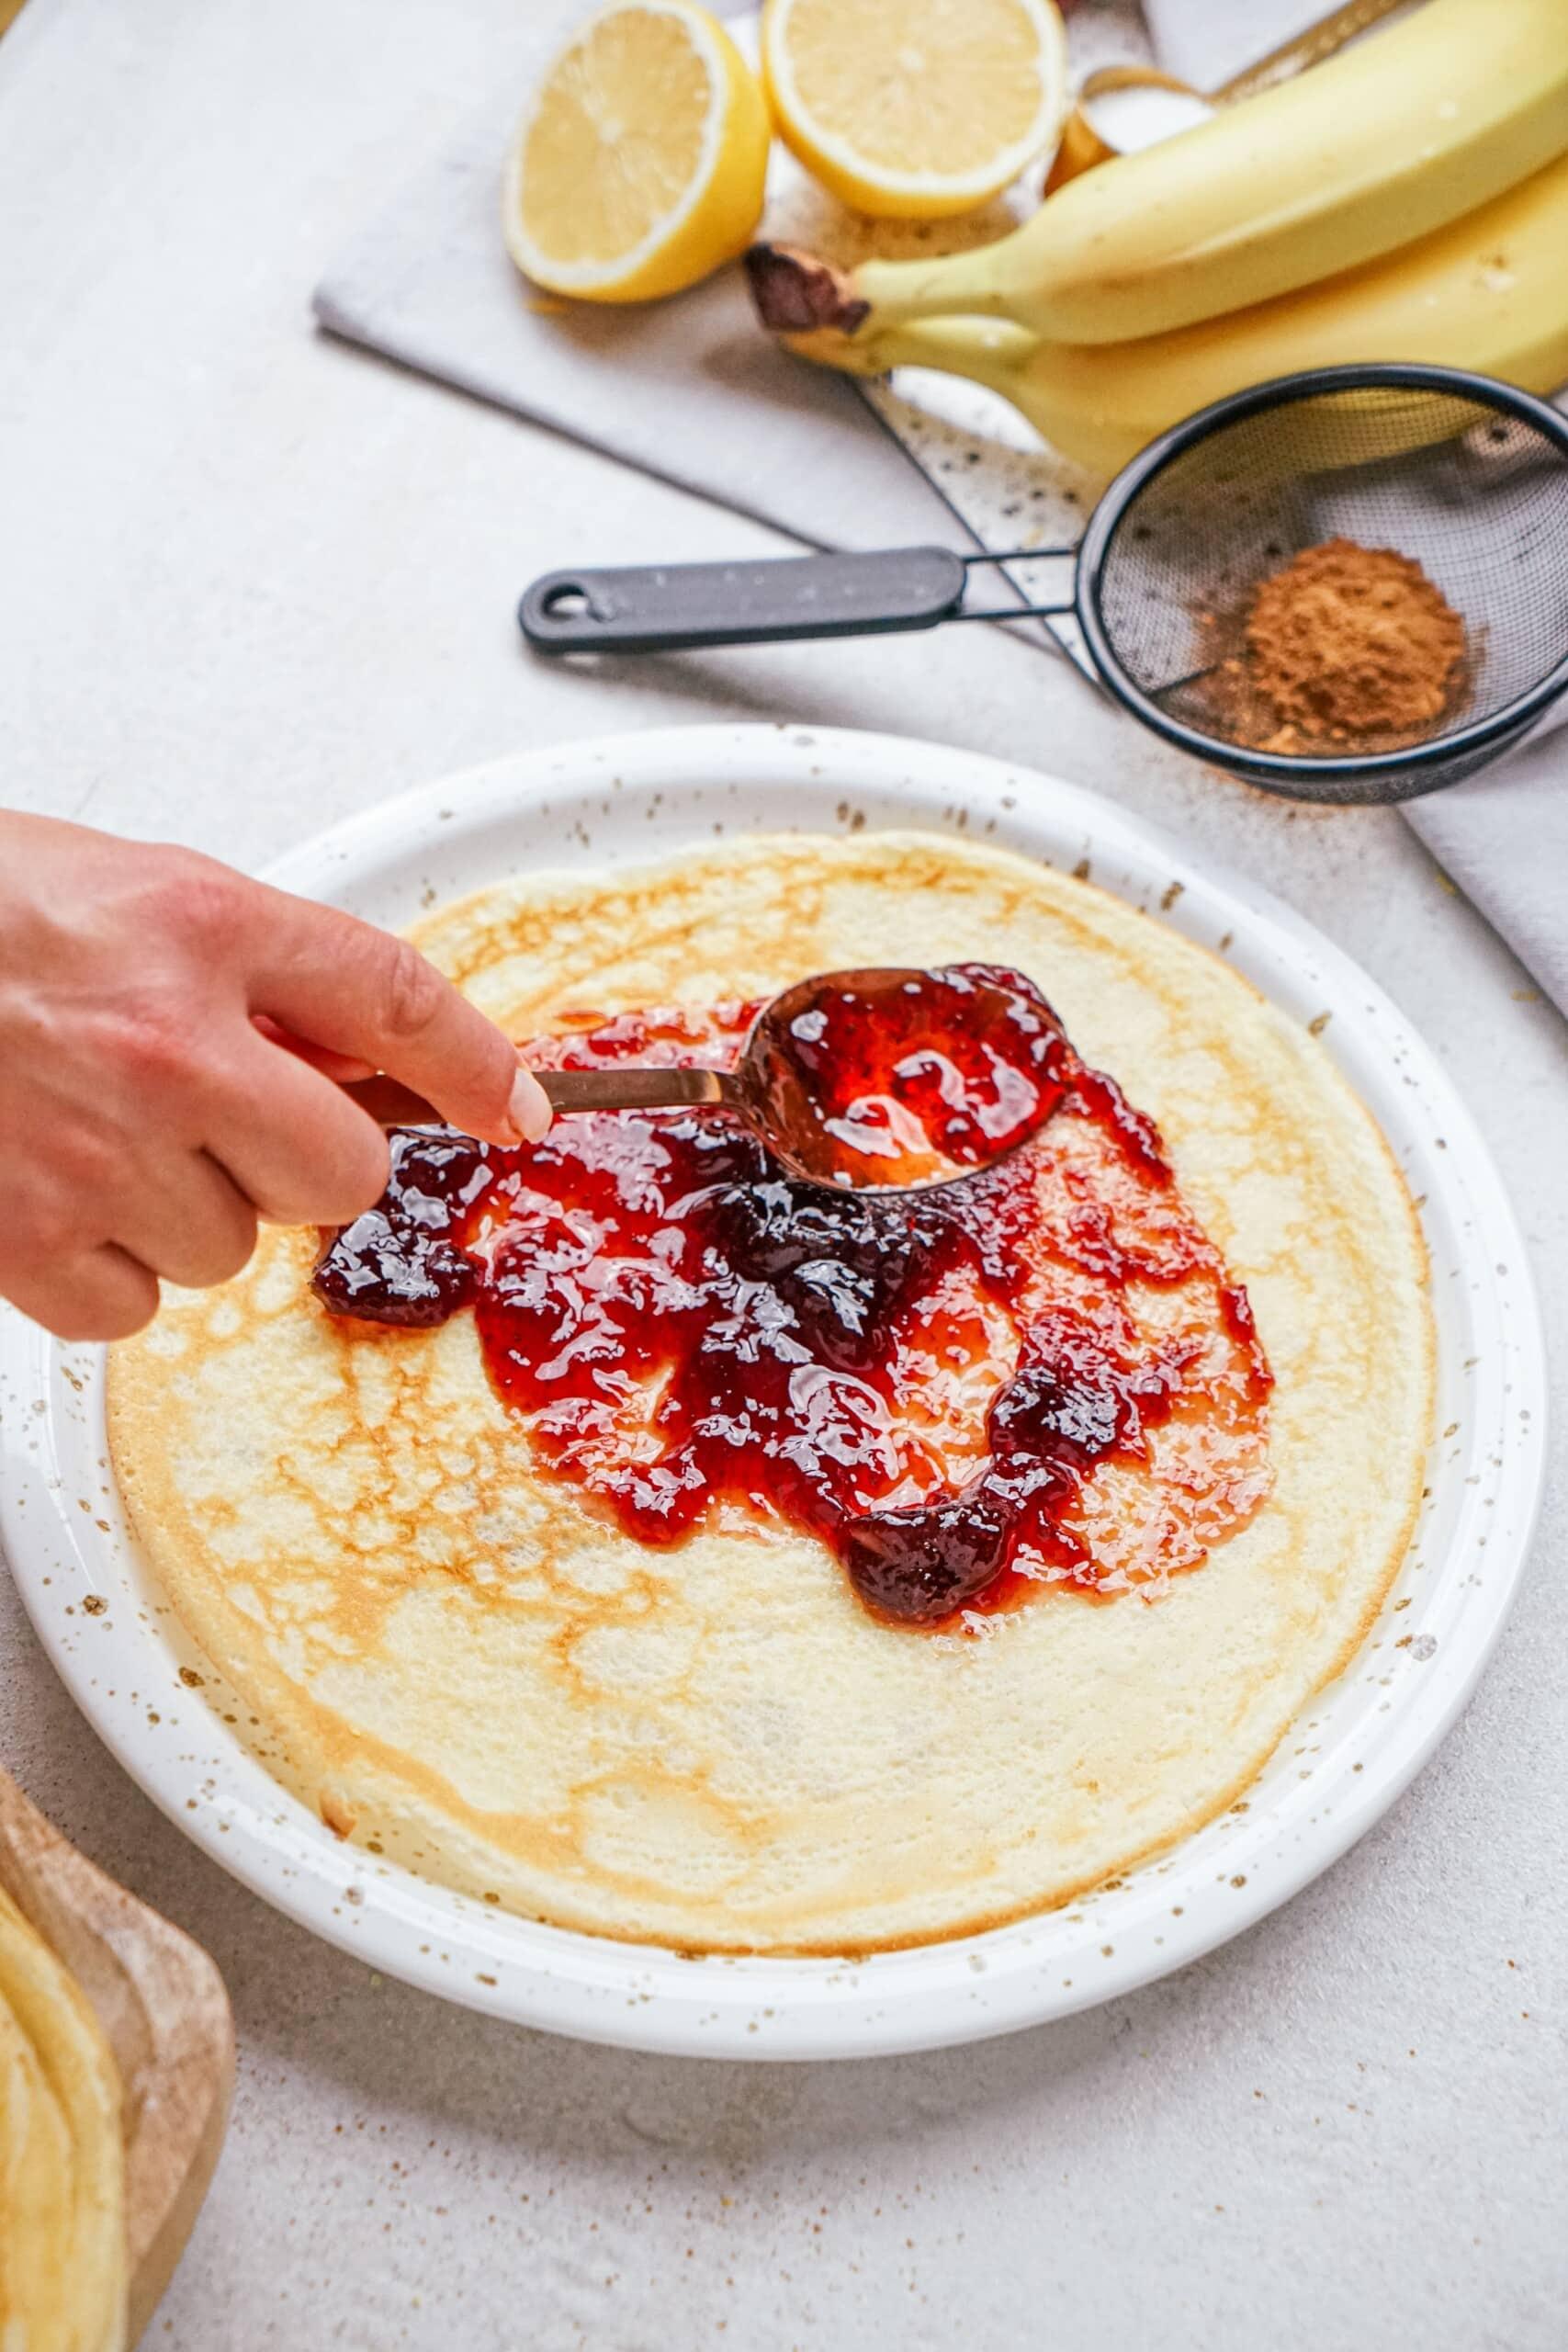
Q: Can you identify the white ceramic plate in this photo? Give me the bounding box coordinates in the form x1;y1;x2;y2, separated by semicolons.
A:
0;726;1546;2060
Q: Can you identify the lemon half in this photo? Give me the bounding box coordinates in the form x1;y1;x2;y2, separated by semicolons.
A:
762;0;1068;220
503;0;771;304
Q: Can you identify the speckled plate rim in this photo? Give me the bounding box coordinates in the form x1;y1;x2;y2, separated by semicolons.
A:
0;724;1547;2061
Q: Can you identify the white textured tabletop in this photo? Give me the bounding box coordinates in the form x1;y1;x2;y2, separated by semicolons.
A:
2;3;1563;2346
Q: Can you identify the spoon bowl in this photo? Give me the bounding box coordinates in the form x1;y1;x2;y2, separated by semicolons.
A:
733;965;1067;1189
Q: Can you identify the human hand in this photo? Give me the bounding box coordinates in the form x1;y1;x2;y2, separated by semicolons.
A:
0;812;552;1340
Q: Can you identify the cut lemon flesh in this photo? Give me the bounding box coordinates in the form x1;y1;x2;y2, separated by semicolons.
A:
763;0;1067;220
503;0;771;303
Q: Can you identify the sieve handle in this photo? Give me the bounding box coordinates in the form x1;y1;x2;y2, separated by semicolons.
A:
520;548;970;655
519;546;1081;655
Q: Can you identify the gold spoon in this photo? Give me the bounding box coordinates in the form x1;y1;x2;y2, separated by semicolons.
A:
1047;0;1415;191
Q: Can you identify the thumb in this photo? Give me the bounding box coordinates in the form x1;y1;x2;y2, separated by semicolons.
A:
241;887;552;1145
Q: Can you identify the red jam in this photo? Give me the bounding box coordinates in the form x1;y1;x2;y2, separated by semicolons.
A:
750;965;1068;1186
314;966;1272;1627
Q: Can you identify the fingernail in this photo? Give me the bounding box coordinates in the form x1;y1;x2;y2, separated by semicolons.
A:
508;1065;553;1145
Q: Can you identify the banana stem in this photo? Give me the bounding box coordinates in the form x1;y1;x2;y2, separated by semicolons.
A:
854;252;1019;330
782;312;1038;401
745;241;1024;339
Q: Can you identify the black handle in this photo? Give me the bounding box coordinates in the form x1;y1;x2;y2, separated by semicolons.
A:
519;546;969;656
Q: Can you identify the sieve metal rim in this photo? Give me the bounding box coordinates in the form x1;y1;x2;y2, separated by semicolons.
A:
1073;363;1568;794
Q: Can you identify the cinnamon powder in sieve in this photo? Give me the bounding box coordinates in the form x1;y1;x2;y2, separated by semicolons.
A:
1243;537;1466;742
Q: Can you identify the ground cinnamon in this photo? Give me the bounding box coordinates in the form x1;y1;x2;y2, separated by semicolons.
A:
1243;537;1466;743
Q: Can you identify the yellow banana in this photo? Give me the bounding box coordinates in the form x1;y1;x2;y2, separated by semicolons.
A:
779;152;1568;481
747;0;1568;348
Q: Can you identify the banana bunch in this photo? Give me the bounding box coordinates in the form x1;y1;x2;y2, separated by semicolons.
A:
0;1883;126;2352
748;0;1568;478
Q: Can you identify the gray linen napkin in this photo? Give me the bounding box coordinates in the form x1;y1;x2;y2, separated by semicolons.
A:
313;0;1567;1012
1402;718;1567;1008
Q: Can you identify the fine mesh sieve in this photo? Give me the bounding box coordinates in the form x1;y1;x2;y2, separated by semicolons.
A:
1076;366;1568;804
522;365;1568;808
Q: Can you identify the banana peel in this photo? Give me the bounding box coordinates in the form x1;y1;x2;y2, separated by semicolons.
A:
758;152;1568;482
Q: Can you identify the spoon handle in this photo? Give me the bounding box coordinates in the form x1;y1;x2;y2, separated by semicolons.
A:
537;1067;739;1112
343;1065;741;1130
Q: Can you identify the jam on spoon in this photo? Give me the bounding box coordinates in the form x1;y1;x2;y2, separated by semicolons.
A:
315;965;1272;1627
346;963;1067;1193
739;964;1068;1187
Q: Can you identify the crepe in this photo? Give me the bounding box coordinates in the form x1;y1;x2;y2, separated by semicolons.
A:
107;833;1432;1952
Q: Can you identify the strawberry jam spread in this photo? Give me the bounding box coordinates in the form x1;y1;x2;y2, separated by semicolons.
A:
314;965;1272;1627
748;964;1068;1186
